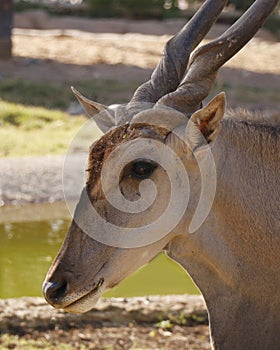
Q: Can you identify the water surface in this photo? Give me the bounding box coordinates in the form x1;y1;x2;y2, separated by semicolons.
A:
0;202;199;298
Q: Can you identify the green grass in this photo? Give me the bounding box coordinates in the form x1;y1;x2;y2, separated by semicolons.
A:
0;79;138;109
212;83;280;107
0;78;278;158
0;334;88;350
0;99;87;157
0;78;140;158
0;99;73;128
0;80;72;110
235;86;280;105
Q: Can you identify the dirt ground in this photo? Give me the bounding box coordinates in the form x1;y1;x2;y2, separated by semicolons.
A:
0;296;209;350
0;20;278;118
0;16;279;350
1;21;280;94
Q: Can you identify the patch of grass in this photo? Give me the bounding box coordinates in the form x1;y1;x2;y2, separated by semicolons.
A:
0;79;138;157
0;99;70;128
156;311;208;327
1;78;277;158
0;99;93;157
0;334;87;350
234;86;280;105
73;79;138;106
0;79;139;109
156;319;173;329
0;80;72;110
211;83;280;108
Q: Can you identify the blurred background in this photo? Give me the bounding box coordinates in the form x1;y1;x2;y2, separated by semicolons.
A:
0;0;279;300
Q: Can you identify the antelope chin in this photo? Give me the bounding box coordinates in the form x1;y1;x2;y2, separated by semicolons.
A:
63;278;105;314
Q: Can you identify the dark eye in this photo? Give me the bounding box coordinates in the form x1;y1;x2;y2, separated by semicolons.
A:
131;159;157;179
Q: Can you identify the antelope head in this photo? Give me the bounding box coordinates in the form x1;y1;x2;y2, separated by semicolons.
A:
43;0;277;314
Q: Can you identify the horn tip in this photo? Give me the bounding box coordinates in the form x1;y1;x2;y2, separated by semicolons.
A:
71;86;78;94
71;86;84;101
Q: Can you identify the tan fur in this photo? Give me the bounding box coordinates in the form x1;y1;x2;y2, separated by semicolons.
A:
43;1;279;348
44;105;280;349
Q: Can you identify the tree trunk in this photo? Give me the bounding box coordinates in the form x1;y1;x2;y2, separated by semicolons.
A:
0;0;13;60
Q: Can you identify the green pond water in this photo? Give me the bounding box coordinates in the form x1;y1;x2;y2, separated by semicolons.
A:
0;202;199;299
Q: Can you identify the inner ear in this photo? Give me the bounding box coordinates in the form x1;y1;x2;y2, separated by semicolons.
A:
185;92;226;151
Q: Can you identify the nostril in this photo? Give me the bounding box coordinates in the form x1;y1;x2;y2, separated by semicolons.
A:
43;279;68;305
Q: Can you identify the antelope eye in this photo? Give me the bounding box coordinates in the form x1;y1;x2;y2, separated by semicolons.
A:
131;159;157;179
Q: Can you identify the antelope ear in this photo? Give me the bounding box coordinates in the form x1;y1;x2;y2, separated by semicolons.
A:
185;92;226;154
71;86;115;133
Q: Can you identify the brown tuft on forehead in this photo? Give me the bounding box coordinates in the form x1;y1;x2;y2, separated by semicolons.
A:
86;123;169;186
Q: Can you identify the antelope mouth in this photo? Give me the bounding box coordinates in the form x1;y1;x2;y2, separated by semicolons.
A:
63;277;105;313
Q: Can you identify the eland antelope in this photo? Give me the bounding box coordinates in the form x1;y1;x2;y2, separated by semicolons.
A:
43;0;280;349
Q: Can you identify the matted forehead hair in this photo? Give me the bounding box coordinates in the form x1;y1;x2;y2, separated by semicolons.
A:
86;123;170;185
